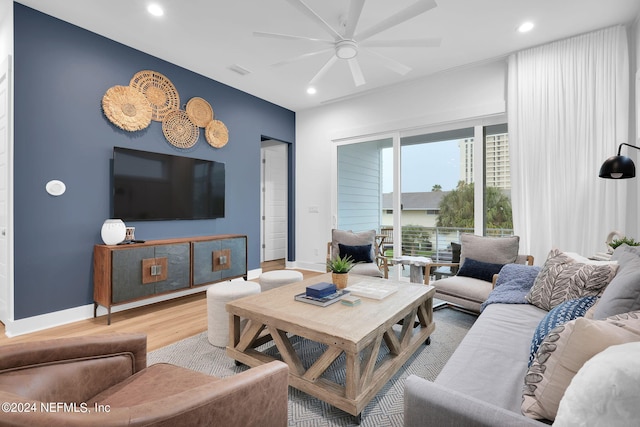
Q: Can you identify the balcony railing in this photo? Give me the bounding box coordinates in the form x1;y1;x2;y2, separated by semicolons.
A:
380;225;514;262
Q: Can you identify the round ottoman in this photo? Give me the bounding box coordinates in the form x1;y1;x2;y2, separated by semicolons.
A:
206;281;261;347
259;269;303;291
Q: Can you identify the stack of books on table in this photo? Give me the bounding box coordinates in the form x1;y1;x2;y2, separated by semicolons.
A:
294;282;350;307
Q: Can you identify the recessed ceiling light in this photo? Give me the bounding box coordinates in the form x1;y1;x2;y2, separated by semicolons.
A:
307;87;317;95
518;22;535;33
147;4;164;17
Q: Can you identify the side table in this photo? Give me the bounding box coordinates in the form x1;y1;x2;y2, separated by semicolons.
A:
392;256;432;283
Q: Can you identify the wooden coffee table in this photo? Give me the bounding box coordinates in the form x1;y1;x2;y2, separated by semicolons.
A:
226;273;436;422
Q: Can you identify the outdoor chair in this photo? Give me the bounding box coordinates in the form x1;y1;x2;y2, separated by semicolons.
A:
424;234;533;313
327;229;389;278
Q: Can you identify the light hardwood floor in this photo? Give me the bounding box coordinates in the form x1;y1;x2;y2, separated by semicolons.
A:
0;269;323;352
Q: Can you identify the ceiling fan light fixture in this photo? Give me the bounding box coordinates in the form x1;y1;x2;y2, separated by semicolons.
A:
335;40;358;59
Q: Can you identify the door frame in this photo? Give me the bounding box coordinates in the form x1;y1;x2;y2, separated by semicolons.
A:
260;137;293;264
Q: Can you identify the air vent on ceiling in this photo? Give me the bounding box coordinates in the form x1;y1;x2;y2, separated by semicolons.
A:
228;64;251;76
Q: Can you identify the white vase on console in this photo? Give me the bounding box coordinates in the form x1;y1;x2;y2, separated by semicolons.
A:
101;219;126;245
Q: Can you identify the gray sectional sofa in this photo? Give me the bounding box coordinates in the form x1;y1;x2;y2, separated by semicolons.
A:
404;302;546;426
404;244;640;426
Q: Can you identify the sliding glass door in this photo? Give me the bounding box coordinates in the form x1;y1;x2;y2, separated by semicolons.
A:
335;120;511;280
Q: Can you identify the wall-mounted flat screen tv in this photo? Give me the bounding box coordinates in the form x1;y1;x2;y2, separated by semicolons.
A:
112;147;225;221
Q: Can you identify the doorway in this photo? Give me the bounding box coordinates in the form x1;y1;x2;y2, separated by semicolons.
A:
260;140;288;270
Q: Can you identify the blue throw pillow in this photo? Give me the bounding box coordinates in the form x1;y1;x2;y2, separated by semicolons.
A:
457;257;504;282
338;243;373;263
528;296;598;367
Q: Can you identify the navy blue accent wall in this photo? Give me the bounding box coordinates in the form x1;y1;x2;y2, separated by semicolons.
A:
13;4;295;319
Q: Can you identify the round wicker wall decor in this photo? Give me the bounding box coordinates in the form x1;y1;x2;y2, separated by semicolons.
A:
102;85;152;131
185;97;214;127
162;110;199;149
130;70;180;122
205;120;229;148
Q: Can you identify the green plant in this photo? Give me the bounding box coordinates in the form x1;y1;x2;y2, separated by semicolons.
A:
609;236;640;250
327;254;355;273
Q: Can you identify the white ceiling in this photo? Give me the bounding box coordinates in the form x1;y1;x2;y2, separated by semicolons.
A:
16;0;640;112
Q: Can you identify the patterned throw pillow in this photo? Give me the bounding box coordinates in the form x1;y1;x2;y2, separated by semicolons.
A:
526;249;618;311
522;311;640;421
528;296;598;367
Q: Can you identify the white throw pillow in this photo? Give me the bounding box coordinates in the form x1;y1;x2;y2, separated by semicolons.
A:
554;342;640;426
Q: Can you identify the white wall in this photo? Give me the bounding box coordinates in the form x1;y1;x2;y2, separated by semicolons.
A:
295;60;507;270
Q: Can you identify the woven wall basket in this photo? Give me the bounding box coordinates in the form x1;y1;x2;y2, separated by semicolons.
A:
130;70;180;122
162;110;199;149
185;97;214;127
102;85;152;131
205;120;229;148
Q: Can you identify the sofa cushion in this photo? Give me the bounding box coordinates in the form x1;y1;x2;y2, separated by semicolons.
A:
434;275;493;305
331;229;376;262
593;244;640;319
554;342;640;426
525;249;617;311
528;296;597;367
522;311;640;421
459;234;519;266
338;243;373;263
436;303;547;414
457;258;504;282
350;262;383;278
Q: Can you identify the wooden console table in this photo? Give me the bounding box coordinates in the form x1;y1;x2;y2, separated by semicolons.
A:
93;234;247;324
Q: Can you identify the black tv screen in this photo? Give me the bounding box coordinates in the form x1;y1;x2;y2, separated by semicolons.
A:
112;147;225;221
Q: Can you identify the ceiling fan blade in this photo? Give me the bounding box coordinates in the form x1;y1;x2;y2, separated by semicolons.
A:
364;49;412;75
253;31;333;44
343;0;365;39
309;55;339;86
271;48;333;67
285;0;343;40
362;38;441;48
347;58;366;87
356;0;438;41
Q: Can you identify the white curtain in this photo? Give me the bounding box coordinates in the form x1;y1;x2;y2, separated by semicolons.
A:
508;25;629;265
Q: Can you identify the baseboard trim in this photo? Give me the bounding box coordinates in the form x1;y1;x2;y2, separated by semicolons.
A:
4;268;262;337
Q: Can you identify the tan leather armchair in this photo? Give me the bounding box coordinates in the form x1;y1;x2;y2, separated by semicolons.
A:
0;333;289;427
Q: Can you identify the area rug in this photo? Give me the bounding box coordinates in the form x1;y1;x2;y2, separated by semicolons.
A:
148;308;476;426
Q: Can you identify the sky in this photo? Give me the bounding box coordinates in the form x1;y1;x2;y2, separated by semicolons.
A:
382;139;462;193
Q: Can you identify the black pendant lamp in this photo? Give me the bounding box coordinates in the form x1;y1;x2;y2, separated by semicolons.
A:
599;143;640;179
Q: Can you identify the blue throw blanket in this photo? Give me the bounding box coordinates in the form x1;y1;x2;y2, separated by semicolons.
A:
480;264;541;312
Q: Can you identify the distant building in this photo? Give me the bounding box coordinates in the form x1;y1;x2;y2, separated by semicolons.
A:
459;133;511;190
381;191;448;227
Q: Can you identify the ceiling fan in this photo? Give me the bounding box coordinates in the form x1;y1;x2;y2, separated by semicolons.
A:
254;0;441;88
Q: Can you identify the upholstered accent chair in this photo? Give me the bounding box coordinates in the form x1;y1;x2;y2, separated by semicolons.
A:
0;333;289;427
327;229;389;279
424;234;534;313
